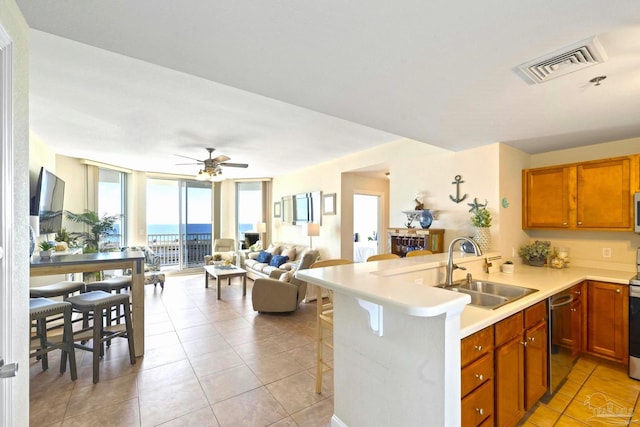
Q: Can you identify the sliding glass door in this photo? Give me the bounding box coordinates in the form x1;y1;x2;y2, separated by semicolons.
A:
147;178;212;270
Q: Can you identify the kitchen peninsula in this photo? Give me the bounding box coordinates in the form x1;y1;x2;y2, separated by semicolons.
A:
297;253;635;427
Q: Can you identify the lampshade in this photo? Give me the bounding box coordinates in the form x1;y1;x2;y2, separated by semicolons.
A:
257;222;267;233
307;223;320;237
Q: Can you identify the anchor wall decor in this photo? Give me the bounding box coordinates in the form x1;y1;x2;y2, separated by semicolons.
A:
449;175;468;204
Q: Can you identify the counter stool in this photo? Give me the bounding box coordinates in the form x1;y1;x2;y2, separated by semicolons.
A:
86;276;131;326
66;290;136;384
29;281;86;299
29;298;78;380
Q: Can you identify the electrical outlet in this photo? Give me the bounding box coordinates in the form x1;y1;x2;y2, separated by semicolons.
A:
603;248;612;258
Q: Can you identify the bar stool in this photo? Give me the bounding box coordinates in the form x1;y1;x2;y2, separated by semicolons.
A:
29;281;86;299
86;276;131;326
66;290;136;384
29;298;78;380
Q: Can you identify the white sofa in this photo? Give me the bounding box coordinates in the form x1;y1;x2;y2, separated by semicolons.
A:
242;242;310;281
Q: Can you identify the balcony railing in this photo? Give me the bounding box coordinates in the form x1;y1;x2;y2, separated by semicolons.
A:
148;233;212;268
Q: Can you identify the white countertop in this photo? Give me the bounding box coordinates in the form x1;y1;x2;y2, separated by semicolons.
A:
296;252;636;338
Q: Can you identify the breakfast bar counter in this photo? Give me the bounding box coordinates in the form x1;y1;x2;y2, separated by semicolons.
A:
30;251;146;357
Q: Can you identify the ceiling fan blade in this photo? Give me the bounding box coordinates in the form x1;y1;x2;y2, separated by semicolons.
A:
175;162;202;166
219;162;249;168
174;154;203;162
211;155;231;163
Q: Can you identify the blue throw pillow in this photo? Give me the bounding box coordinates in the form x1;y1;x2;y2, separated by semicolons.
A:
269;255;289;267
256;250;272;263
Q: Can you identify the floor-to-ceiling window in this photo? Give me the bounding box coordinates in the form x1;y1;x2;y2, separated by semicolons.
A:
236;181;263;248
97;168;127;248
147;178;212;270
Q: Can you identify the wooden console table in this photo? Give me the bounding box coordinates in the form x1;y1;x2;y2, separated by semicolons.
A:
30;252;146;357
387;228;445;256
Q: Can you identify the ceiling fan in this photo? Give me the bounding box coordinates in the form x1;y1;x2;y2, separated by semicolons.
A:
176;147;248;181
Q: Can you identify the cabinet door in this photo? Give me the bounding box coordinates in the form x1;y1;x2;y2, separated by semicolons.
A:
495;336;525;427
577;158;631;229
523;166;573;229
525;320;548;410
586;281;629;362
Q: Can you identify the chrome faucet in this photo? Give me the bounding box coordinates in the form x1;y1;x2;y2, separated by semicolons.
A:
445;237;482;287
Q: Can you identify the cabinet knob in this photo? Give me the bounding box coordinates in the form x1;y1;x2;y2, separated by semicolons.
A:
563;222;568;226
528;336;535;342
616;288;621;293
573;290;581;295
521;341;528;347
571;308;576;312
577;221;582;225
474;345;482;351
475;373;484;381
475;408;484;416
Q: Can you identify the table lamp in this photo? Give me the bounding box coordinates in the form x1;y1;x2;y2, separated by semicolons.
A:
257;222;267;245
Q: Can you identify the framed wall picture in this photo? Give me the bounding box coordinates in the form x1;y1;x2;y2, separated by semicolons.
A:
282;195;294;224
273;201;281;218
323;193;336;215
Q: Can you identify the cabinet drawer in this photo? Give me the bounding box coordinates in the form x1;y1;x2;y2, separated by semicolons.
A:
461;327;494;366
461;380;493;426
461;352;493;397
495;312;524;346
524;301;547;329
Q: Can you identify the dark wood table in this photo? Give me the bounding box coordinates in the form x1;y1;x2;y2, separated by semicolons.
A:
30;252;146;357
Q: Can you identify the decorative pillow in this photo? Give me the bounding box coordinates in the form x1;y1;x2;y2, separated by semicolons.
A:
269;255;289;268
266;243;282;255
281;246;297;262
279;271;293;282
256;250;272;263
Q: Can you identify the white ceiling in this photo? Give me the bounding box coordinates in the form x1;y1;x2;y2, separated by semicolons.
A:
16;1;640;179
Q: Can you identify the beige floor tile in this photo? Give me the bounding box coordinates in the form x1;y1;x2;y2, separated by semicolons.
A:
199;364;262;405
523;403;561;427
139;377;209;427
266;371;329;414
290;398;334;427
557;379;583;399
246;351;306;384
60;398;140;427
553;414;591;426
29;380;74;426
175;323;221;343
543;390;572;413
157;406;220;427
136;359;197;392
65;373;138;418
212;386;288;427
180;333;232;358
188;347;245;377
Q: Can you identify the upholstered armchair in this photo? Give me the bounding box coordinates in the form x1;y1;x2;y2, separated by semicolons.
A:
213;238;235;252
121;246;165;289
252;249;319;313
204;238;237;265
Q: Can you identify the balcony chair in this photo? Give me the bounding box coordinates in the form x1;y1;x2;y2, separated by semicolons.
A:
405;249;433;257
251;249;319;313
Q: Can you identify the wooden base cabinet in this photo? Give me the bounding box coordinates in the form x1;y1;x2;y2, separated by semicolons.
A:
586;280;629;363
461;327;494;426
494;301;548;427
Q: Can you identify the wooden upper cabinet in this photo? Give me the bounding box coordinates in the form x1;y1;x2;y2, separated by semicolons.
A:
523;155;637;231
577;158;631;229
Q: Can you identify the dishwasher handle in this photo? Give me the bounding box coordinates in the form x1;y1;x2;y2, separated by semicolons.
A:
550;294;573;309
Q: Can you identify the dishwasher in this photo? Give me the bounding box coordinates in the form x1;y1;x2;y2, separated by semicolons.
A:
546;289;577;396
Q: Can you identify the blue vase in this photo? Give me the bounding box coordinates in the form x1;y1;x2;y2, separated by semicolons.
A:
419;210;433;229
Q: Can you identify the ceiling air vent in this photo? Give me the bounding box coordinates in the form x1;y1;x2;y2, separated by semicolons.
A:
517;36;607;84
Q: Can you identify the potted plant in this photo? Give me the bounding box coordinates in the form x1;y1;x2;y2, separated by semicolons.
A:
38;241;55;260
502;260;515;274
518;240;551;266
66;210;120;252
470;204;492;253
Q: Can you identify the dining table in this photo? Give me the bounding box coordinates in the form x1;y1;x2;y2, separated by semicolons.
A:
30;251;146;357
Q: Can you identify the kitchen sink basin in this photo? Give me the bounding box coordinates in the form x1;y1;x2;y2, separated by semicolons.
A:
441;280;538;310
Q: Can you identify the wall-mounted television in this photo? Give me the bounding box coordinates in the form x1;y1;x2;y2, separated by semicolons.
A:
31;167;65;234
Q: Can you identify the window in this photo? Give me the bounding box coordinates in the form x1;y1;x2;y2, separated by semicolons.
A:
97;168;126;248
236;181;263;248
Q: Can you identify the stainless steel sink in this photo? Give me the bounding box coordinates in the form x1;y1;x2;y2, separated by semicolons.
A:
442;280;538;310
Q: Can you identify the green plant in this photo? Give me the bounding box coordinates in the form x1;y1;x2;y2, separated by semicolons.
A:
504;260;514;265
66;210;120;252
38;241;54;251
471;208;492;227
518;240;551;261
213;254;222;261
54;227;78;246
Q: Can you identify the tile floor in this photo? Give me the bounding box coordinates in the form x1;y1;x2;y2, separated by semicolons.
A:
29;273;334;427
521;356;640;426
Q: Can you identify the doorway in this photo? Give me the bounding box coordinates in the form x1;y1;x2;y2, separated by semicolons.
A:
353;194;380;262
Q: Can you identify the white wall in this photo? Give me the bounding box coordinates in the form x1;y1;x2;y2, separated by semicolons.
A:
2;0;30;422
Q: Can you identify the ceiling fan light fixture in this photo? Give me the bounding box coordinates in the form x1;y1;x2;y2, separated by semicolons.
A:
195;167;225;182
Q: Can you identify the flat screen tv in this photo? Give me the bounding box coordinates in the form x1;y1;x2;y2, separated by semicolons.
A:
31;167;65;234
